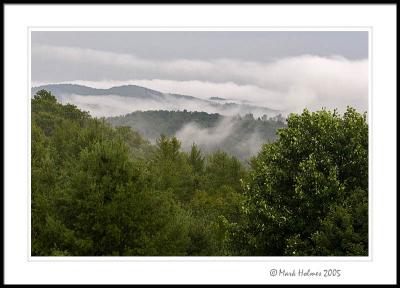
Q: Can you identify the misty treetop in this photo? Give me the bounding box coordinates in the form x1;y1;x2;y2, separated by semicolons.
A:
31;89;368;256
107;110;286;160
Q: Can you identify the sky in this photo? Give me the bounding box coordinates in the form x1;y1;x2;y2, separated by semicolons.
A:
31;31;369;113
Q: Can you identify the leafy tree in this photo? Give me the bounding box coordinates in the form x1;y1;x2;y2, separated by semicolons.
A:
33;89;58;103
229;108;368;256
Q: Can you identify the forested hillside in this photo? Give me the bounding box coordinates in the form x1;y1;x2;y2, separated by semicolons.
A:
31;90;368;256
107;110;286;160
31;90;246;256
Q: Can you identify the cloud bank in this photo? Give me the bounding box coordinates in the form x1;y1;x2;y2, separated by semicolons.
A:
55;93;277;118
32;44;368;114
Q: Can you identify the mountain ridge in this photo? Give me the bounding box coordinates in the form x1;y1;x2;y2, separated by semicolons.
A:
31;83;281;118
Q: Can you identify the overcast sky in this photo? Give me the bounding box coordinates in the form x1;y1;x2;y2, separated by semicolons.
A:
31;31;369;113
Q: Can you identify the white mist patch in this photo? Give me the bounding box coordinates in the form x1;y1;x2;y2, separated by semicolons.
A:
56;93;278;118
59;94;195;118
175;117;236;151
175;117;273;159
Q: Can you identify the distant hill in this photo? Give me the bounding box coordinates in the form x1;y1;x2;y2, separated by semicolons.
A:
31;84;280;118
31;84;197;100
108;110;286;160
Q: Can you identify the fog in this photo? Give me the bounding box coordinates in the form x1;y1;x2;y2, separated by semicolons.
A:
55;93;278;118
175;116;275;160
31;33;368;160
175;117;236;149
32;44;368;114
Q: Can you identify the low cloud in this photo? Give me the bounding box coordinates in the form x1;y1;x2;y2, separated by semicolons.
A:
56;93;277;118
32;44;368;114
175;117;273;160
176;117;236;149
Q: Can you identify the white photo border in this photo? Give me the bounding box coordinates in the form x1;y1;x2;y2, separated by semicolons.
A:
27;26;373;264
4;4;397;285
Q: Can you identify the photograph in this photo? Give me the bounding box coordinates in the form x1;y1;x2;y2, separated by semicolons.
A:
4;3;397;285
30;30;369;257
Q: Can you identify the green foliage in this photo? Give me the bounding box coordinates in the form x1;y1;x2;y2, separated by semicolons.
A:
31;90;245;256
188;143;205;174
32;90;368;256
204;150;246;193
61;139;190;255
229;108;368;256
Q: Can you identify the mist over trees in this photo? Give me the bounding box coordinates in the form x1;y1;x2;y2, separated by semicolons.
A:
31;84;280;118
107;110;286;160
31;90;368;256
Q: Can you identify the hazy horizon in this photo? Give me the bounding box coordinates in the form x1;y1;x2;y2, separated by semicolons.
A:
31;31;369;115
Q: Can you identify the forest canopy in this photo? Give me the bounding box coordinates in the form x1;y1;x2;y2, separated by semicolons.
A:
31;90;368;256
